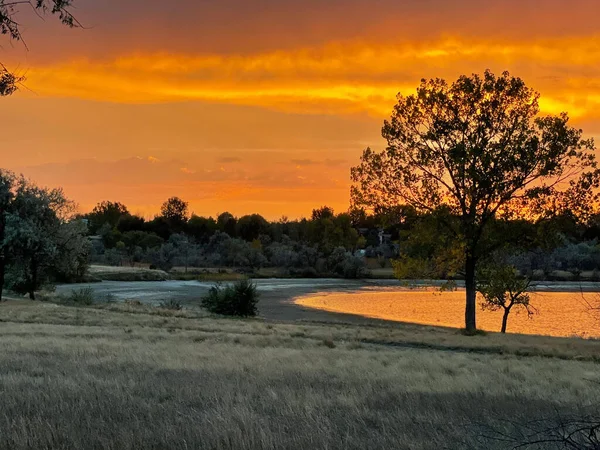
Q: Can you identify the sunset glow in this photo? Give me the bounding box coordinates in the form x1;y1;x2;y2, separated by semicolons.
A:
2;0;600;218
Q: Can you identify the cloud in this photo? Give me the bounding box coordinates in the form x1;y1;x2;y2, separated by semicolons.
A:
292;158;348;167
12;155;352;219
10;35;600;122
217;156;242;163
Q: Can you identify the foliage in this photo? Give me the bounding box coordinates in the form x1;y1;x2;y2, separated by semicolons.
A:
88;201;129;234
68;287;95;305
201;279;259;317
351;70;599;332
148;243;178;272
160;197;189;229
327;247;368;279
1;0;78;95
217;212;238;237
187;215;217;242
237;214;270;241
3;177;76;299
0;169;16;300
477;264;535;333
52;220;91;282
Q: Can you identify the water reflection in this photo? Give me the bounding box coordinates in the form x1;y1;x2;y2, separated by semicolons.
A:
296;287;600;338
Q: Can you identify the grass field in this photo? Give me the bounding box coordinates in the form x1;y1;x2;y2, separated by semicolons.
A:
1;299;599;449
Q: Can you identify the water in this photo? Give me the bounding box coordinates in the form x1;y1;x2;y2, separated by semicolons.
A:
296;287;600;338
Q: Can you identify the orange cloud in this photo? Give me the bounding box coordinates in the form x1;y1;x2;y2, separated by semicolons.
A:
16;36;600;122
3;0;600;219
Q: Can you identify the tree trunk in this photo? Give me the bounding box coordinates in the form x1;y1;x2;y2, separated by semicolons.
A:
29;259;37;301
465;254;477;332
501;308;510;333
0;258;5;302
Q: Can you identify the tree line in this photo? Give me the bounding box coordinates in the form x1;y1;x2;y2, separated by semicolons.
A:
82;200;369;279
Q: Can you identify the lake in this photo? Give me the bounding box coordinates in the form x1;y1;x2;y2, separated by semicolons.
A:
296;287;600;338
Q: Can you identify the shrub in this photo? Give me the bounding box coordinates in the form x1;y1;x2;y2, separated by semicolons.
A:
327;247;367;279
159;299;182;310
201;279;259;317
69;287;95;305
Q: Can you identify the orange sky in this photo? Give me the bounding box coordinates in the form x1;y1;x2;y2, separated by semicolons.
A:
2;0;600;219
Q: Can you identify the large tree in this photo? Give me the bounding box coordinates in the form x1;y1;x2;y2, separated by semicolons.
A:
1;0;79;95
351;70;598;332
4;177;72;299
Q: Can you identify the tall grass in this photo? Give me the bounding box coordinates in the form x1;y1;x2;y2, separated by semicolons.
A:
0;300;599;449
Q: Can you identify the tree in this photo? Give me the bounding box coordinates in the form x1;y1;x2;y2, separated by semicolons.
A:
0;169;16;301
116;214;145;233
187;215;217;242
311;206;335;221
160;197;189;230
4;178;71;299
237;214;270;241
1;0;79;96
351;70;598;332
121;231;163;267
88;201;129;234
53;219;91;282
478;264;535;333
217;212;237;237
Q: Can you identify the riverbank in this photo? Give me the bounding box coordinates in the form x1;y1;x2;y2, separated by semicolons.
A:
0;299;599;450
54;279;600;334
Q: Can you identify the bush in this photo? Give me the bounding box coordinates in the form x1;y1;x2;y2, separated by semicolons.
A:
327;247;367;279
69;287;95;305
159;299;182;310
201;279;259;317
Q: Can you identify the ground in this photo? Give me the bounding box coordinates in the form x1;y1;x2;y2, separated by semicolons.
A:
1;299;599;449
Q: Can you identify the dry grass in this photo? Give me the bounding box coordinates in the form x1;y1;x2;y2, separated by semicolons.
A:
1;300;599;449
89;265;170;281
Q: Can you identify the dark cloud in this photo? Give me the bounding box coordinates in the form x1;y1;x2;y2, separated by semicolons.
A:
7;0;600;63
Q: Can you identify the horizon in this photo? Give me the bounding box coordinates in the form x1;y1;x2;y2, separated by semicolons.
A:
3;0;600;218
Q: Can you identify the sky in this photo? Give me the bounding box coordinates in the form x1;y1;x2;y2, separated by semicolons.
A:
1;0;600;219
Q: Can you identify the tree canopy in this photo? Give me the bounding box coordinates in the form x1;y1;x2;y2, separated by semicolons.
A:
351;70;599;332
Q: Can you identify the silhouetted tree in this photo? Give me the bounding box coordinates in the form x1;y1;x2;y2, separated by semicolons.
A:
237;214;270;241
187;215;217;242
352;70;598;332
88;201;129;234
217;212;237;237
160;197;189;231
311;206;335;221
1;0;79;95
116;214;145;233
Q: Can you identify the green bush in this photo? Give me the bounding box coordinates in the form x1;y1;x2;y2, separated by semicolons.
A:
69;287;95;305
201;279;259;317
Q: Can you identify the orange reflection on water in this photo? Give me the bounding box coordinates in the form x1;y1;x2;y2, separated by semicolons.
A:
296;288;600;338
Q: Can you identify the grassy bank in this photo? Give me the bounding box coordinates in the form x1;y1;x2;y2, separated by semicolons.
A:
1;300;599;449
87;265;170;282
